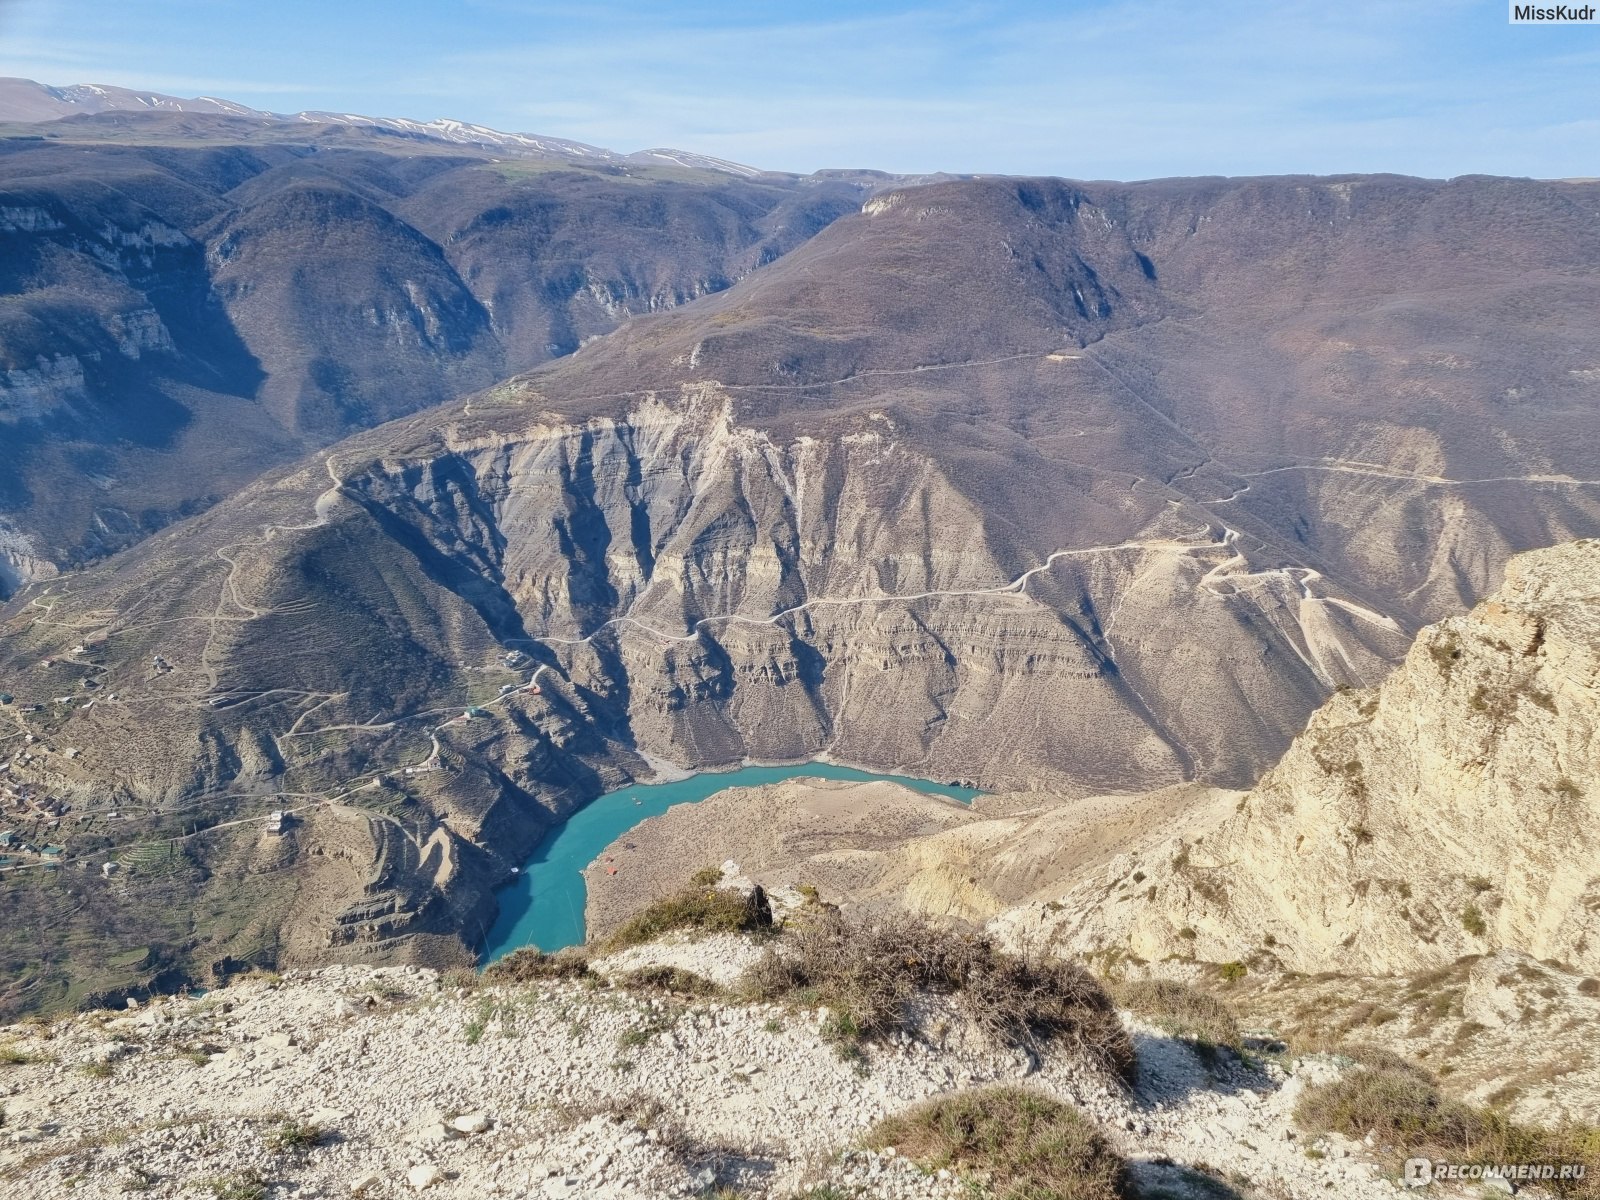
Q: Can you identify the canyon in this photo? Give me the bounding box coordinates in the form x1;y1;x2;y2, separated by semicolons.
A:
3;164;1600;1014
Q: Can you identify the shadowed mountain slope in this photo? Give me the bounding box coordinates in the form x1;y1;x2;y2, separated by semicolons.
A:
0;127;870;587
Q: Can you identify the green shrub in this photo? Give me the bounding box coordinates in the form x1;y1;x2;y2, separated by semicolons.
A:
463;997;494;1045
1461;905;1487;938
266;1119;324;1153
866;1086;1127;1200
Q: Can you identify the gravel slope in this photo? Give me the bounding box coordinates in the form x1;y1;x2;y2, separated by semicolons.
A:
0;938;1460;1200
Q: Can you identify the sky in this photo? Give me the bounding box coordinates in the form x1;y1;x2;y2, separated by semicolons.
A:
0;0;1595;179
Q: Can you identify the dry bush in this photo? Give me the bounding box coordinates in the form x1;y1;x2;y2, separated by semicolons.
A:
1112;979;1242;1056
482;946;593;984
866;1085;1129;1200
617;965;718;997
439;967;481;991
554;1090;690;1153
605;885;770;951
740;908;1133;1080
1296;1052;1600;1198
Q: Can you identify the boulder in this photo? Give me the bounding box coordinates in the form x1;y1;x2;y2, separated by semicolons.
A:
407;1163;443;1191
450;1111;491;1135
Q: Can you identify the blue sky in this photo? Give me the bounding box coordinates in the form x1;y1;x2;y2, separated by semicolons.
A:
0;0;1595;178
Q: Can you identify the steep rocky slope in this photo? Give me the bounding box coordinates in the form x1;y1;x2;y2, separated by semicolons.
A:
665;539;1600;980
581;779;1221;940
997;539;1600;975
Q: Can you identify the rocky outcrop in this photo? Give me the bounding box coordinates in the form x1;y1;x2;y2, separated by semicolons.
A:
998;539;1600;975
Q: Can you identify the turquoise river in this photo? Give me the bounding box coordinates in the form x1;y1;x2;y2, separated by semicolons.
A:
480;762;981;962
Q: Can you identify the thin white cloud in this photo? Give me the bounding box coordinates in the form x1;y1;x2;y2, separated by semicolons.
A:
0;0;1592;178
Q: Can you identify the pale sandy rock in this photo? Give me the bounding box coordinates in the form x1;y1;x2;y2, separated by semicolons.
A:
408;1163;443;1190
0;961;1427;1199
994;539;1600;976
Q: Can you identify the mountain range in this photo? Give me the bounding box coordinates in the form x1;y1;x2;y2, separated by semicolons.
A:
0;82;894;584
0;77;768;174
1;82;1599;1021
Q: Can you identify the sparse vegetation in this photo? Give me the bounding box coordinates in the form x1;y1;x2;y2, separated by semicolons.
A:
1461;904;1487;938
1428;633;1462;676
440;966;481;990
739;907;1133;1078
265;1118;325;1154
1523;686;1558;713
1113;979;1242;1058
865;1086;1128;1200
203;1170;268;1200
616;965;717;996
690;865;725;887
463;996;500;1045
605;883;771;951
482;946;594;984
1216;961;1247;984
1295;1052;1600;1197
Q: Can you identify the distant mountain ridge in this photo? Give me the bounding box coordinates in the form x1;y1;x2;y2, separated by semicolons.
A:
0;77;765;177
0;103;874;585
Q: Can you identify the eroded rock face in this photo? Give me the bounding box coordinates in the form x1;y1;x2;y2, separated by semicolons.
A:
1000;539;1600;975
0;384;1418;1000
302;389;1418;798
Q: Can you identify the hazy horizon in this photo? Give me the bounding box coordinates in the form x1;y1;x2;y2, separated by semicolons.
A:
0;0;1595;179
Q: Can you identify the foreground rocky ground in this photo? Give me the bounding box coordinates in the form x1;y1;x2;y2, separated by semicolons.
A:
0;929;1531;1200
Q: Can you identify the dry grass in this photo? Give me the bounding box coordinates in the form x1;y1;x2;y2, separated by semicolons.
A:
605;885;771;951
1112;979;1242;1057
0;1043;39;1066
265;1117;325;1154
865;1086;1129;1199
616;965;718;997
1295;1049;1600;1198
740;908;1133;1080
482;946;594;984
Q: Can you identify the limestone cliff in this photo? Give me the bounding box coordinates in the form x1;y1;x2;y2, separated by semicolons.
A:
998;539;1600;975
